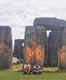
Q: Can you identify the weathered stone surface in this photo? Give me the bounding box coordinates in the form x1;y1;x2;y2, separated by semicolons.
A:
0;26;12;70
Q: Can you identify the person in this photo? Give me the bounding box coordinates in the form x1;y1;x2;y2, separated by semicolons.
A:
32;65;37;70
24;64;30;73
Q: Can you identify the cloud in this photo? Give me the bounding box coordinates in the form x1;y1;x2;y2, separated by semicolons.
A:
0;0;66;40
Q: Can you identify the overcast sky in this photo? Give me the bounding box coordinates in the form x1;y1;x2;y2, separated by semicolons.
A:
0;0;66;40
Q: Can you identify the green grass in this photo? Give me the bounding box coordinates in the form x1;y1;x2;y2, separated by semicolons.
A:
0;70;66;80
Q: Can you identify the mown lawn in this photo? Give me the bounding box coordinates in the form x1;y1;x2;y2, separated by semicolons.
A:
0;70;66;80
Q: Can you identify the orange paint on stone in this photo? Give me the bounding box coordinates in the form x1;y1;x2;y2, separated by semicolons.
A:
59;46;66;66
25;44;44;65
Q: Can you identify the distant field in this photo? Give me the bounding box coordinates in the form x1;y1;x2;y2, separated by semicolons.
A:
0;70;66;80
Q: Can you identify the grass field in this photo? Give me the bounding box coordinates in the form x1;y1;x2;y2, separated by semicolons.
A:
0;70;66;80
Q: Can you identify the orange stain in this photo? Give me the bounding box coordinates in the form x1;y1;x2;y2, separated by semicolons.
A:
60;47;66;65
25;44;44;65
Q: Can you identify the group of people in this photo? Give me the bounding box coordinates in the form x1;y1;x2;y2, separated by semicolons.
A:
24;63;42;73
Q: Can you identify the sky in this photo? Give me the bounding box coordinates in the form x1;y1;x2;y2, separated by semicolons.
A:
0;0;66;41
